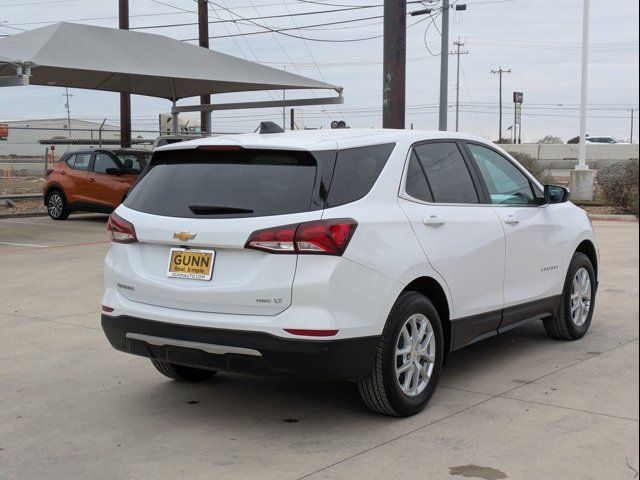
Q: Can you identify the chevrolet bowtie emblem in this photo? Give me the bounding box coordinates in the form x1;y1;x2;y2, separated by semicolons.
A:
173;232;196;242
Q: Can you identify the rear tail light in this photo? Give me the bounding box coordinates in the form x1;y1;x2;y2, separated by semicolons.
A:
45;168;54;176
245;219;357;256
107;212;138;244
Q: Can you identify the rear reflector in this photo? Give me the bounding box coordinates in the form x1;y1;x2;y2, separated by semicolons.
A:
101;305;114;313
107;212;138;244
284;329;339;337
246;219;357;256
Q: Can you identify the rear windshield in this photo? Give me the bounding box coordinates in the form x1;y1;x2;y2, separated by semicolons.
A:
124;149;324;218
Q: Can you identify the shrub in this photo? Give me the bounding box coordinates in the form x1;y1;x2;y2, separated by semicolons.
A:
597;161;639;214
508;151;553;184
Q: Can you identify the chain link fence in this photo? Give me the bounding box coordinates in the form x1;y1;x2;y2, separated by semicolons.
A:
0;126;159;196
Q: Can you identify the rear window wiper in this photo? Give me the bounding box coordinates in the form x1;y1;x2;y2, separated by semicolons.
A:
188;204;254;215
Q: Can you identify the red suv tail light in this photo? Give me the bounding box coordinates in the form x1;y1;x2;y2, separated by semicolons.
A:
245;219;357;256
107;212;138;244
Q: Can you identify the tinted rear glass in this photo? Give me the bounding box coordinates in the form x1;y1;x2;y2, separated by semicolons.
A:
124;149;320;218
413;142;479;204
326;143;395;207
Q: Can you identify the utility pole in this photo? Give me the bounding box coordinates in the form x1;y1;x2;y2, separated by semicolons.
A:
382;0;406;129
438;0;450;131
198;0;211;135
62;87;73;136
491;67;511;142
630;109;636;143
450;38;468;132
119;0;131;148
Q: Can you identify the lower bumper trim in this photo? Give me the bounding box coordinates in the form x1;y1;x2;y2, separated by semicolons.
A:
125;333;262;357
102;314;379;380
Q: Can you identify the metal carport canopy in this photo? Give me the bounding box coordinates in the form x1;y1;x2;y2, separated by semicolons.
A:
0;22;342;100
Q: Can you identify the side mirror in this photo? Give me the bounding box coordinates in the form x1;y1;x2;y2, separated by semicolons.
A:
105;167;122;176
544;184;570;204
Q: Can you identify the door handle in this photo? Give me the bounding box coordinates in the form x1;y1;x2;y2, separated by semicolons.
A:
504;215;520;225
423;216;445;227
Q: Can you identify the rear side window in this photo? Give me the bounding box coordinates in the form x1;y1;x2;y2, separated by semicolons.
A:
413;143;479;204
405;151;432;202
326;143;395;208
125;149;326;218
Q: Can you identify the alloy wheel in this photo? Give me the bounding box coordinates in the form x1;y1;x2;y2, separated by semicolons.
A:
570;267;592;326
48;193;63;218
395;313;436;397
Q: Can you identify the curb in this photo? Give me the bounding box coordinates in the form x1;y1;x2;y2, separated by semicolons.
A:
0;211;49;219
588;214;638;222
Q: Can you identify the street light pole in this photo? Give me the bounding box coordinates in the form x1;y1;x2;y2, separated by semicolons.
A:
578;0;590;168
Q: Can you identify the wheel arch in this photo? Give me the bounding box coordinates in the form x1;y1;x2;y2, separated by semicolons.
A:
575;239;598;281
44;182;66;200
402;276;452;354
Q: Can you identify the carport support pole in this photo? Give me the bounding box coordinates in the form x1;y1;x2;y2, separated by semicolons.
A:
198;0;211;135
119;0;132;148
171;101;179;134
382;0;406;129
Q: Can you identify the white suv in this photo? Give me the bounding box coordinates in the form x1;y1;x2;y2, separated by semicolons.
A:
101;129;598;416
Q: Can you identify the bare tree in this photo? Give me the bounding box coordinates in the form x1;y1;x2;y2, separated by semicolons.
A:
537;135;564;144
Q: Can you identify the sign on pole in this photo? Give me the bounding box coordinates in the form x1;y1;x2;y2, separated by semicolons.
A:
0;123;8;141
513;91;524;104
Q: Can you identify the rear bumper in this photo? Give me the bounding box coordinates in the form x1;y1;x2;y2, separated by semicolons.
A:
102;314;379;380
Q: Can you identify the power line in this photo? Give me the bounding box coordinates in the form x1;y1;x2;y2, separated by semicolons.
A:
131;4;386;30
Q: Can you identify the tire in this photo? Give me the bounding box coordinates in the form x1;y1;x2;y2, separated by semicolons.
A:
544;252;596;340
45;189;70;220
357;291;444;417
150;359;217;382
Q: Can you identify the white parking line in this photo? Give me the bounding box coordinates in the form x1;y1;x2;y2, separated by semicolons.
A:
0;241;48;248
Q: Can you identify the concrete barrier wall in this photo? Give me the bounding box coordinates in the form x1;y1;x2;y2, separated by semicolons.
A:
505;144;639;170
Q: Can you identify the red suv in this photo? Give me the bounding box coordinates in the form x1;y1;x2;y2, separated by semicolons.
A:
43;148;150;220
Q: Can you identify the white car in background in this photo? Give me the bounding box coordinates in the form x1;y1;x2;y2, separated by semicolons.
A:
101;129;599;416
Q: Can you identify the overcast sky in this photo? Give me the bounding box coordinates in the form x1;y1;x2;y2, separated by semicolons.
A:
0;0;638;141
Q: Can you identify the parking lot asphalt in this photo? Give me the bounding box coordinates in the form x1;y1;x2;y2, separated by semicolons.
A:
0;215;638;480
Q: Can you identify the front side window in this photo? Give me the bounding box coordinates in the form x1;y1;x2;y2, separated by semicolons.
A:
412;142;479;204
72;153;91;171
93;152;119;174
467;144;536;205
